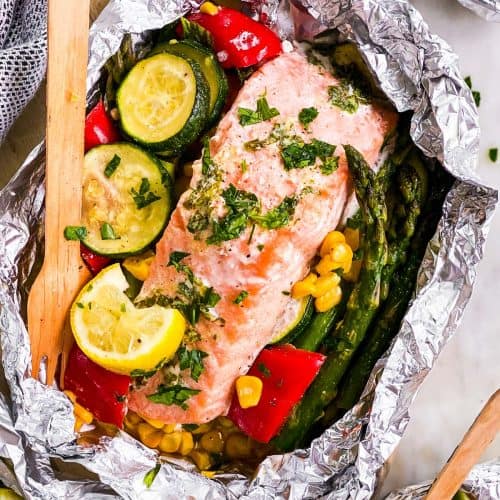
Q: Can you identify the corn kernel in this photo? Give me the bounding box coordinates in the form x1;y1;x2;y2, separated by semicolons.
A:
162;424;176;433
122;250;155;281
225;433;252;459
74;403;93;424
64;390;76;403
330;242;353;264
311;273;341;297
75;417;84;432
178;432;194;455
200;1;219;15
292;273;318;298
159;431;182;453
144;417;165;430
320;231;346;257
236;375;263;409
316;255;337;275
344;259;362;282
137;423;162;449
200;430;224;453
191;423;212;435
201;471;217;479
343;227;360;251
126;412;143;425
315;286;342;312
190;450;212;470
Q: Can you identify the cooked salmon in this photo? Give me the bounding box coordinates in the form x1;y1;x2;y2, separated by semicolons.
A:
128;50;398;423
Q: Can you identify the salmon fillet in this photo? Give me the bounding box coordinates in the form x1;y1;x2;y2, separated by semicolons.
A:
129;50;397;424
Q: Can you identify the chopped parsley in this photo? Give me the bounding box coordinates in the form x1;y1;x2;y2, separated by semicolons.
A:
258;362;271;378
180;17;213;47
76;302;84;309
465;76;481;107
131;177;161;209
233;290;248;305
63;225;87;241
147;384;201;410
100;222;118;240
328;80;368;113
238;96;279;126
489;148;498;162
143;464;160;488
120;303;126;313
178;347;208;382
240;159;248;173
168;251;190;267
104;154;121;178
281;138;338;174
250;196;298;229
257;244;265;251
298;107;319;129
131;359;166;379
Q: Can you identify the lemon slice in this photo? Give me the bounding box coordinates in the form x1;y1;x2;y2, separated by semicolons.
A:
70;263;186;375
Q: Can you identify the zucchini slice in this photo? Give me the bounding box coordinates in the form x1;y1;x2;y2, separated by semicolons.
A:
150;40;228;126
269;296;315;344
117;53;210;154
82;143;172;257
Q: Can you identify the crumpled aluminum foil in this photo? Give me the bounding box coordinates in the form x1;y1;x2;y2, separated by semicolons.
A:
457;0;500;21
385;460;500;499
0;0;498;498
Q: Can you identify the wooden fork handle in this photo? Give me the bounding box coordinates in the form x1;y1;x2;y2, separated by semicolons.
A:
425;389;500;500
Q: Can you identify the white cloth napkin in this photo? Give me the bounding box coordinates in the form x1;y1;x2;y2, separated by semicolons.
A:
0;0;46;144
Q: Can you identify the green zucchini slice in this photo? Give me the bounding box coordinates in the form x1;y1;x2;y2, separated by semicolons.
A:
269;296;315;345
150;40;228;126
117;53;210;154
82;143;172;257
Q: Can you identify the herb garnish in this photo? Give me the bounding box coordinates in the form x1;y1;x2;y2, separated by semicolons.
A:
104;154;121;178
489;148;498;162
298;107;318;129
131;177;161;209
180;17;213;47
178;347;208;382
328;80;368;113
131;359;166;379
76;302;84;309
147;384;201;410
281;139;338;174
233;290;248;305
258;363;271;378
63;225;87;241
465;76;481;107
238;96;280;126
100;222;118;240
143;464;160;488
240;159;248;173
257;244;264;251
250;196;298;229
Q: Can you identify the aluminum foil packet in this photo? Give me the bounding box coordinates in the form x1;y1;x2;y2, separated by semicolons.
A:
457;0;500;21
0;0;498;498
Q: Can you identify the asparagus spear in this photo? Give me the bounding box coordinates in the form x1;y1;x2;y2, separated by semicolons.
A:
273;145;390;451
335;167;452;411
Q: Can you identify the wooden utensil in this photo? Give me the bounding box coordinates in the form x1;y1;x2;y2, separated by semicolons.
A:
27;0;91;385
425;389;500;500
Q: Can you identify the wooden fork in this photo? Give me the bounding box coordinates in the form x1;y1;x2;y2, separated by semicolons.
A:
27;0;91;385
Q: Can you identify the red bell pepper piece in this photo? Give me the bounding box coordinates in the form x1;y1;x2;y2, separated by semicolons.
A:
80;243;112;276
228;344;326;443
64;345;131;428
185;7;282;68
84;100;120;152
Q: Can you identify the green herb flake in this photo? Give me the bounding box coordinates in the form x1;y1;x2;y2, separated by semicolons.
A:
183;423;198;431
100;222;118;240
168;251;190;267
298;107;318;129
258;362;271;378
281;290;290;296
240;159;248;173
489;148;498;162
233;290;248;305
238;96;279;126
147;384;201;410
257;244;264;251
204;287;221;308
104;154;121;178
120;303;126;313
178;347;209;382
328;81;367;113
88;302;92;310
63;225;87;241
131;177;161;209
143;464;161;488
76;302;84;309
250;196;298;230
464;76;481;107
